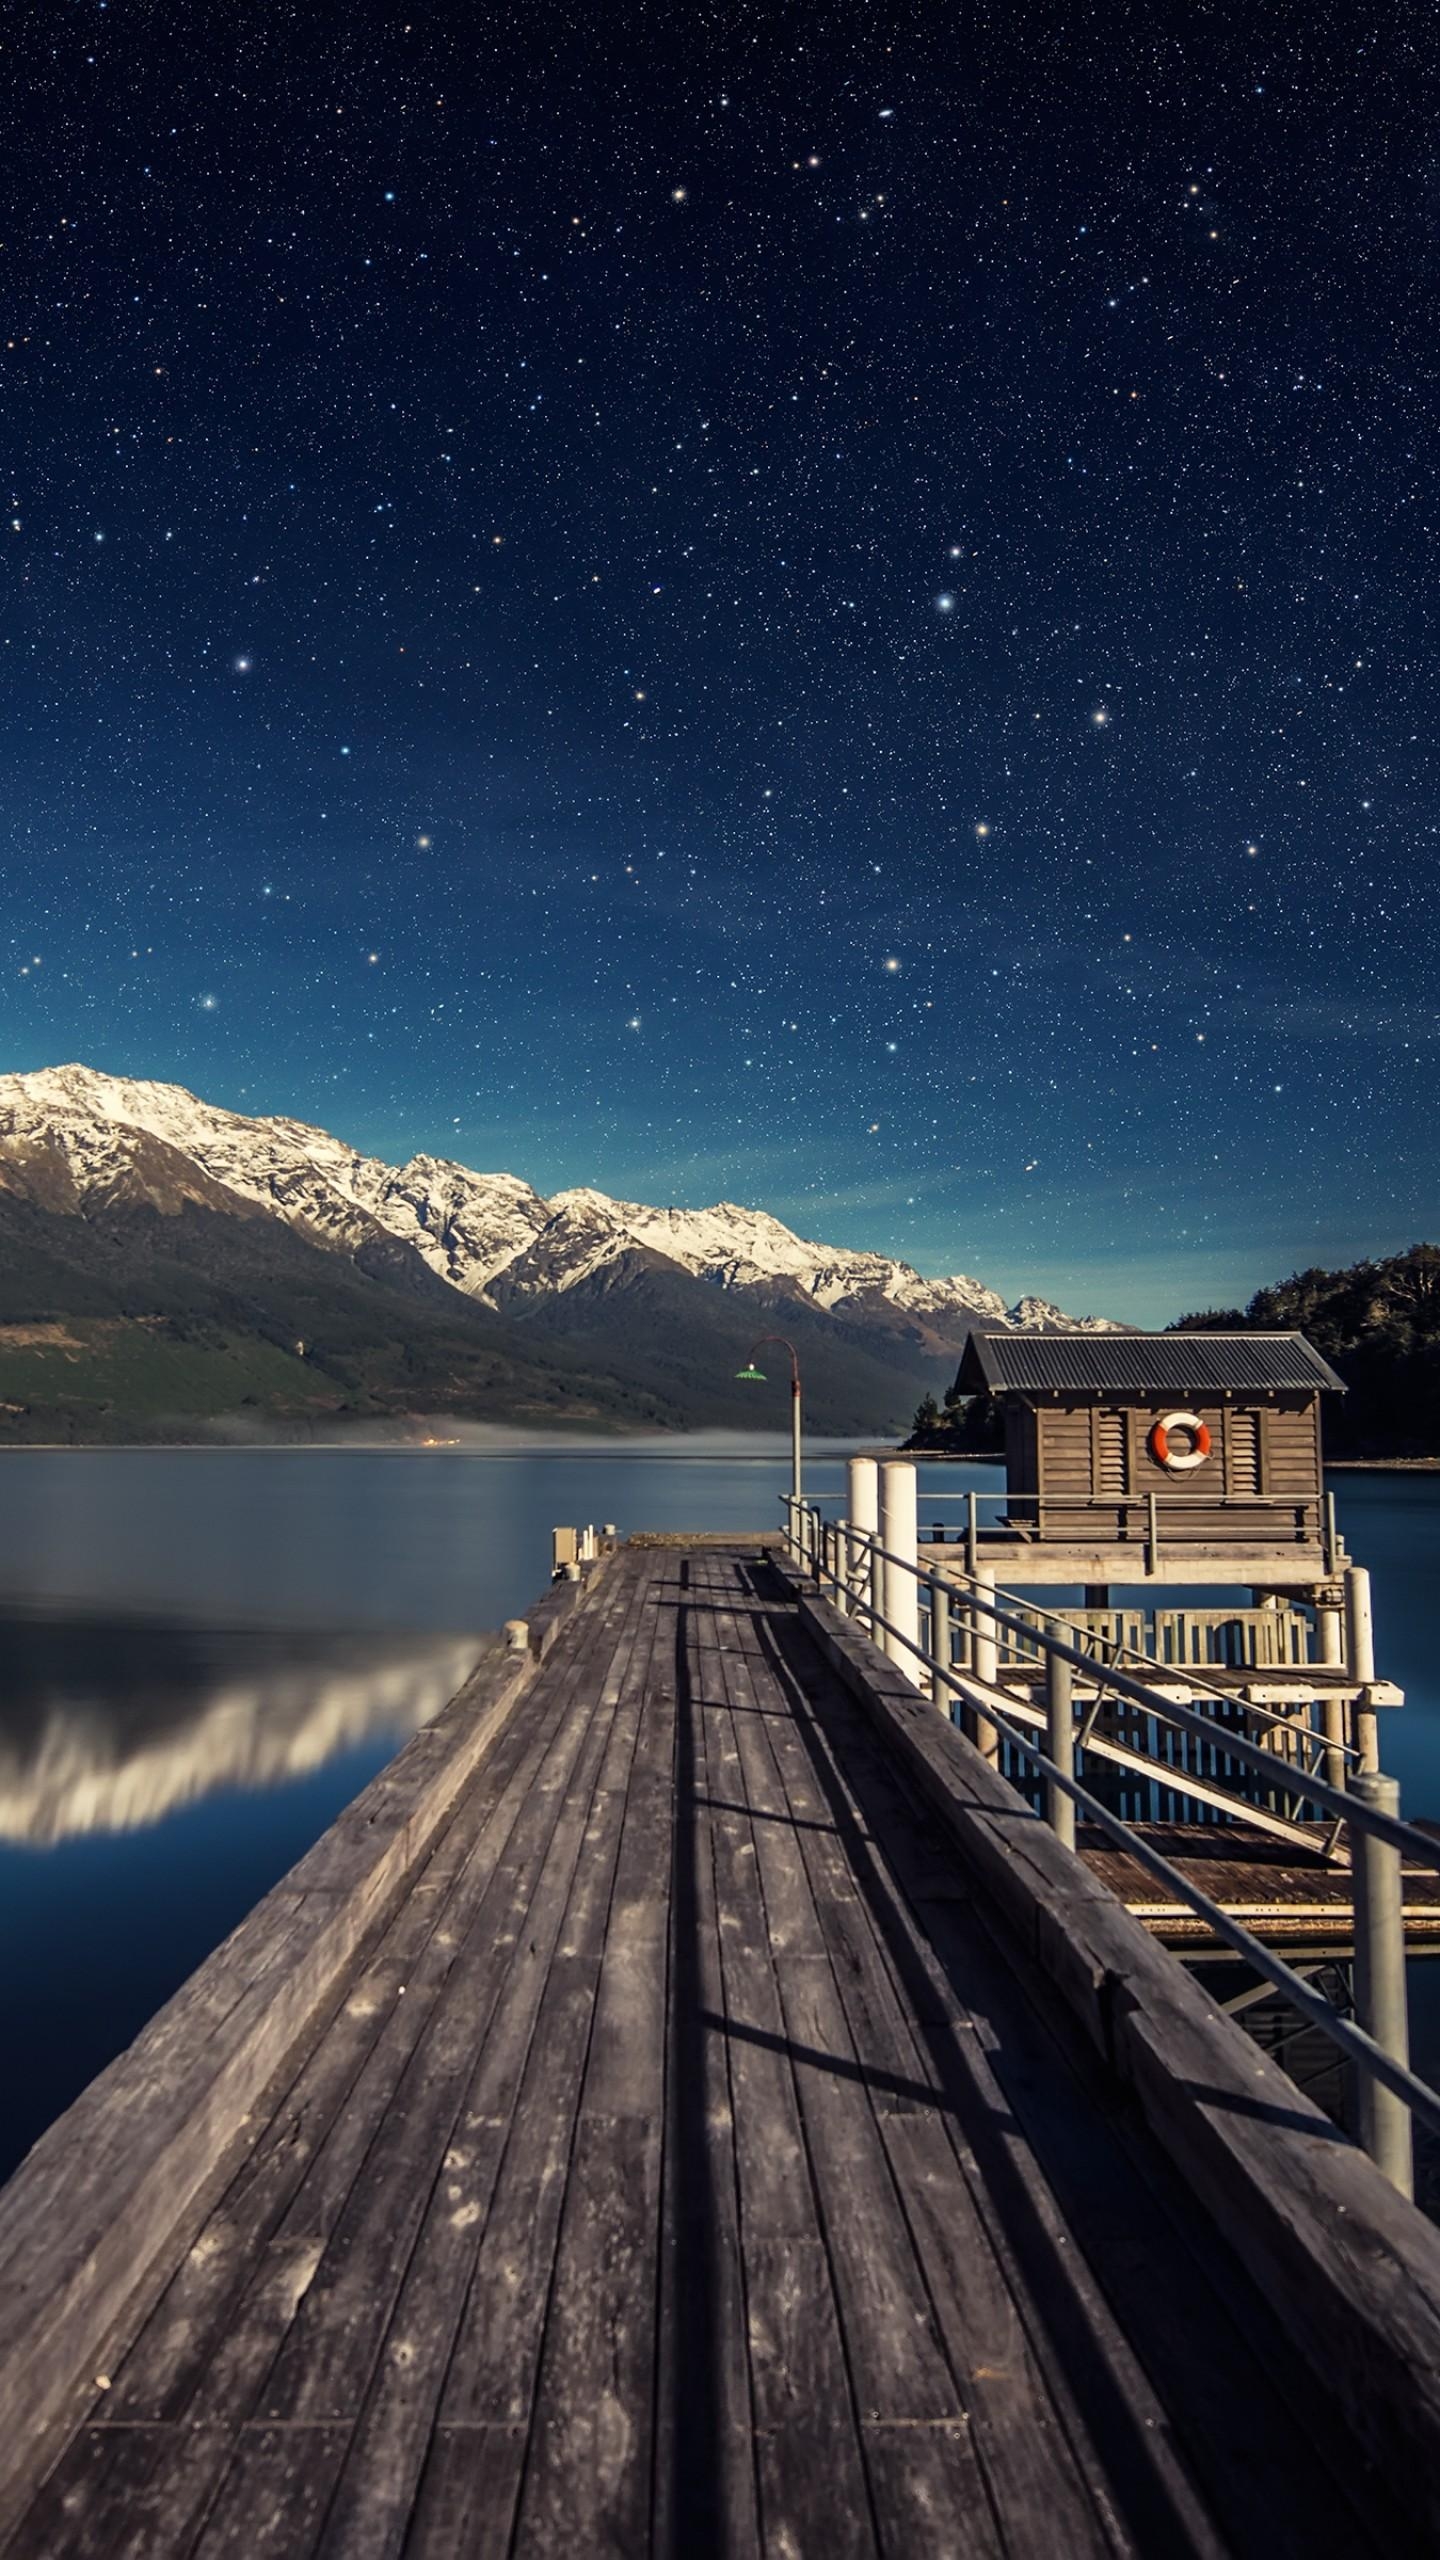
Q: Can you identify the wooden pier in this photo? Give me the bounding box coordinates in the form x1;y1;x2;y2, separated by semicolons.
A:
5;1542;1440;2555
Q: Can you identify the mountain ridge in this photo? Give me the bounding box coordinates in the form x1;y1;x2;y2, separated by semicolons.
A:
0;1066;1123;1440
0;1064;1119;1337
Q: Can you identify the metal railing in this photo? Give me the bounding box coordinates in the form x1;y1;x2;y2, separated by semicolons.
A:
779;1466;1434;2198
899;1482;1341;1575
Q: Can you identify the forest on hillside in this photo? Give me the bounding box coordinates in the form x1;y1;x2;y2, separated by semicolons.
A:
906;1246;1440;1460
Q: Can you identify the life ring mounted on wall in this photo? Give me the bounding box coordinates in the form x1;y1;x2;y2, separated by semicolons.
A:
1149;1410;1212;1473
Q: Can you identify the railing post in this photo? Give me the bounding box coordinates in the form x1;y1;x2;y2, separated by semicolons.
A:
1349;1770;1414;2197
929;1577;951;1713
971;1565;999;1762
1046;1650;1076;1850
966;1489;978;1579
832;1518;850;1616
879;1462;920;1685
847;1457;878;1630
1346;1565;1379;1771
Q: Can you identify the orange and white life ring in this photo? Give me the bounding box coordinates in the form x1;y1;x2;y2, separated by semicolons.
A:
1149;1410;1212;1473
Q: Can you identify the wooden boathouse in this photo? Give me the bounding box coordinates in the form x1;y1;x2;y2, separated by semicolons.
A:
946;1326;1346;1576
4;1505;1440;2554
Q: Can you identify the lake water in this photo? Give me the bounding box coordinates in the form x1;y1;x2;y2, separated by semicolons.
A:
0;1444;1436;2183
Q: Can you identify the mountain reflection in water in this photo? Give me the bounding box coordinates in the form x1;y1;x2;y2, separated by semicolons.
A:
0;1612;479;1845
0;1609;482;2180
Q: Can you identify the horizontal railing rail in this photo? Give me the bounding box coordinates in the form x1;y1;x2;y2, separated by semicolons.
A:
812;1515;1362;1776
804;1482;1343;1573
779;1469;1422;2195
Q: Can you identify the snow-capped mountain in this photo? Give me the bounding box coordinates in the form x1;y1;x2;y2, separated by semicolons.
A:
0;1065;1120;1339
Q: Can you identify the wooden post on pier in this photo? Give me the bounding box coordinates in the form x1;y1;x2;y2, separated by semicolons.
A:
1315;1582;1349;1790
880;1461;920;1685
847;1455;878;1631
1346;1566;1380;1772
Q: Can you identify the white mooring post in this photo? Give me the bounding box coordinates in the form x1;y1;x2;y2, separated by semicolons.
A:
847;1456;879;1631
1345;1565;1379;1772
880;1462;920;1683
1349;1769;1415;2198
1315;1584;1348;1790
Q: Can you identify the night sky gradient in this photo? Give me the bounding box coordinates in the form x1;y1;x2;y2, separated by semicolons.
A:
4;3;1437;1321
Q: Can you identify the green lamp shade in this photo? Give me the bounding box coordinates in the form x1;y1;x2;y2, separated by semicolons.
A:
735;1364;767;1383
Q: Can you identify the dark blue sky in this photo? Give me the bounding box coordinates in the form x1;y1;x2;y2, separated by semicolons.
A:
3;2;1436;1321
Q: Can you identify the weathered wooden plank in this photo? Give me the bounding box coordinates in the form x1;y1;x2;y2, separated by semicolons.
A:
304;1570;658;2557
717;1594;830;1961
695;1582;822;2241
652;1567;760;2560
775;1626;1242;2557
436;1955;601;2431
773;1953;958;2426
504;1578;675;2552
432;1572;665;2454
861;2422;1001;2560
405;2423;528;2560
186;2425;352;2559
510;2113;662;2559
746;2238;879;2560
878;2115;1122;2560
93;1622;591;2435
23;1572;640;2560
251;1618;626;2427
0;1632;541;2543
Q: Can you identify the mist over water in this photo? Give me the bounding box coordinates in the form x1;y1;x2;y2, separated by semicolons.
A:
0;1446;1435;2183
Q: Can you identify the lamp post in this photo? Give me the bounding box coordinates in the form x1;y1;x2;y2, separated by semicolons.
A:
735;1336;804;1507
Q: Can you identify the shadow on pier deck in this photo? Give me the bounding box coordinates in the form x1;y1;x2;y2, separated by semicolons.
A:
3;1544;1440;2555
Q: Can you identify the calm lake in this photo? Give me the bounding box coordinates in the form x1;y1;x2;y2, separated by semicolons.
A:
0;1443;1436;2182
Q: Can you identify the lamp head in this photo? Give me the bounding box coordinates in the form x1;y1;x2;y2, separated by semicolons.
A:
734;1363;767;1383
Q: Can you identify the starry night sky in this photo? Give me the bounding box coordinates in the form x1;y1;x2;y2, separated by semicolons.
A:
3;4;1436;1322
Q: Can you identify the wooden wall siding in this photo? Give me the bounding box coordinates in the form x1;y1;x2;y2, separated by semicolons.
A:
1262;1403;1322;1497
1017;1398;1322;1537
1037;1408;1093;1501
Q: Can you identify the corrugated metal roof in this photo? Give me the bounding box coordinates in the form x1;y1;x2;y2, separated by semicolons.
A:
956;1330;1347;1395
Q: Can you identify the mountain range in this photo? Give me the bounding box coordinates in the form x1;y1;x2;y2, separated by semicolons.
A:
0;1065;1121;1439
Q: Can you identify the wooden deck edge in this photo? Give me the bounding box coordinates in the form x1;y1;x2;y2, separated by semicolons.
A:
0;1566;603;2540
785;1570;1440;2531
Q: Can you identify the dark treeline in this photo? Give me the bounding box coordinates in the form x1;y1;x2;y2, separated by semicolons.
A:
1169;1243;1440;1457
906;1246;1440;1460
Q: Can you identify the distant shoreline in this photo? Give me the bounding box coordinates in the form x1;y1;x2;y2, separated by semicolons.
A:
1326;1457;1440;1473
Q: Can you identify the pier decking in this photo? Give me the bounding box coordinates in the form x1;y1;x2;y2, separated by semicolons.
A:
5;1544;1440;2555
